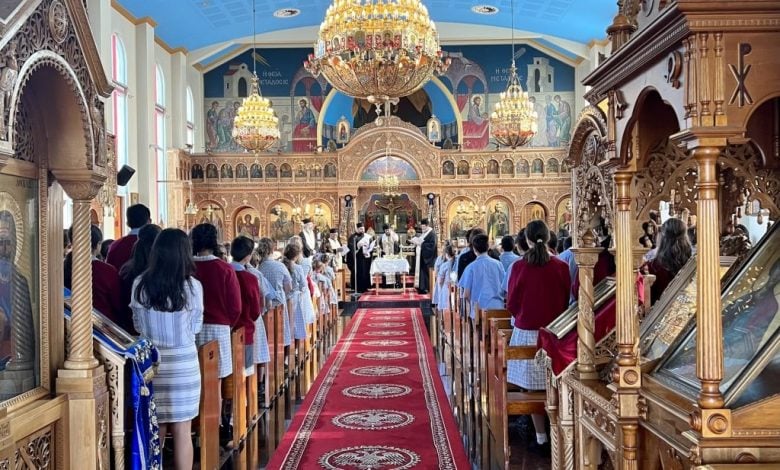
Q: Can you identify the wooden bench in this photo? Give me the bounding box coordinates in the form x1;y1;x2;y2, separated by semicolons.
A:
198;340;220;470
222;328;247;449
477;308;513;469
488;324;547;470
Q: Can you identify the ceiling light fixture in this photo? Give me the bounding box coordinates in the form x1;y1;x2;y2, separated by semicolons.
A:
304;0;450;114
471;5;499;15
489;0;538;148
232;0;280;153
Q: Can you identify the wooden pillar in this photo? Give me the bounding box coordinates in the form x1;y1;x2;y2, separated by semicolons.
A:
573;230;602;380
692;145;732;438
54;170;109;470
613;169;640;470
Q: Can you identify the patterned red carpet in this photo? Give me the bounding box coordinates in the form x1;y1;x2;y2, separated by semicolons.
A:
358;292;431;302
267;307;469;469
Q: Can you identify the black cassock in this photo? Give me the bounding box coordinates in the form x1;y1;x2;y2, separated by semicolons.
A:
418;230;437;294
347;233;372;293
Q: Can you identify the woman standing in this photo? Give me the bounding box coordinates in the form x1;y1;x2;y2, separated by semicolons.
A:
190;224;241;386
646;217;692;303
131;229;203;470
505;220;571;453
119;224;162;333
255;238;293;348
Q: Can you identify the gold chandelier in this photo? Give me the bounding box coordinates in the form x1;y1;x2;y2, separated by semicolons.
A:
489;0;537;149
232;0;280;153
378;138;400;196
304;0;450;104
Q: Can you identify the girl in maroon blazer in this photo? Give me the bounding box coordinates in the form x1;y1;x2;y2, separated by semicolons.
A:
190;223;241;426
64;224;123;326
505;220;571;454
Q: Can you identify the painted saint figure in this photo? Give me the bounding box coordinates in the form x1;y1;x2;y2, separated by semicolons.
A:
292;98;318;152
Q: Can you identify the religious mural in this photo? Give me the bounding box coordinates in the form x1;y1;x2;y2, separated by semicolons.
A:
362;194;420;233
522;202;547;228
197;203;226;241
486;198;512;241
203;44;576;153
556;196;572;236
268;201;295;241
448;198;483;241
235;207;261;239
0;176;39;400
360;156;418;181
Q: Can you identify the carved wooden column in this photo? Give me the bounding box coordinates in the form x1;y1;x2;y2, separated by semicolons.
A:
613;169;641;470
692;145;732;438
54;169;110;470
573;231;602;380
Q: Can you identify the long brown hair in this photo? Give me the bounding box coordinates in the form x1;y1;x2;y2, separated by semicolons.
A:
282;243;301;274
525;220;551;266
656;218;692;273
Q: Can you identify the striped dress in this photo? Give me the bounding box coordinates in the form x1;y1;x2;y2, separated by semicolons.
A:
290;265;309;340
298;259;317;325
131;277;203;423
256;259;293;346
246;266;272;364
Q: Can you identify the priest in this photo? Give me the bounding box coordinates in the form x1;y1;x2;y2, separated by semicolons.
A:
322;228;346;270
411;219;437;294
347;223;372;293
379;224;400;256
299;218;317;258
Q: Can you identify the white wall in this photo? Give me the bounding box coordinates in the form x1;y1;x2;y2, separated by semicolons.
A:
87;1;204;236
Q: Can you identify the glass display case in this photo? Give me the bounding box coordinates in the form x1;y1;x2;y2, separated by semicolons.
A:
653;222;780;406
640;256;735;363
546;277;616;338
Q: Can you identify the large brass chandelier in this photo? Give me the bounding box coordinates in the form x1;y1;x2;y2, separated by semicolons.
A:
233;0;280;153
378;139;400;196
304;0;450;105
489;0;537;148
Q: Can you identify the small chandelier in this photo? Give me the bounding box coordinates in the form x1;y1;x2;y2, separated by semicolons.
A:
304;0;450;105
489;0;537;149
232;0;280;153
378;139;400;197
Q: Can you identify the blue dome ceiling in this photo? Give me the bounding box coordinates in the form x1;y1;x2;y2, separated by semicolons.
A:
116;0;617;52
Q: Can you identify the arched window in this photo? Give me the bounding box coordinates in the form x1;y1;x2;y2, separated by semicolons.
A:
186;87;195;148
111;34;128;194
155;65;168;224
238;77;248;97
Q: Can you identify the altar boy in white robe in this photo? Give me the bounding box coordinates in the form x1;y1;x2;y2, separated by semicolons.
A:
322;228;347;270
410;219;437;294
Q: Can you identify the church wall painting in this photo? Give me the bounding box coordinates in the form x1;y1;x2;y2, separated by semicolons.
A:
197;202;226;241
360;156;418;181
486;197;512;241
0;175;40;400
234;207;262;239
268;200;296;241
307;200;333;235
522;202;548;228
204;43;575;154
556;196;573;236
447;197;478;241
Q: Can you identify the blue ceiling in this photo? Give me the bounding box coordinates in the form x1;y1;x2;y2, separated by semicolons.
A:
116;0;617;51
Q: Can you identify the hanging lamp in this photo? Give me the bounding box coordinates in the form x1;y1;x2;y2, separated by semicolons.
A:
232;0;280;153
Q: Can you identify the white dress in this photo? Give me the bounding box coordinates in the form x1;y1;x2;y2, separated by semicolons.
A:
131;277;204;423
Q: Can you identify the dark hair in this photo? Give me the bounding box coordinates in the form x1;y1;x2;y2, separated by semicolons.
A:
515;228;530;253
191;223;220;254
563;236;573;250
256;237;274;261
525;220;551;266
649;210;660;224
63;229;71;250
282;243;301;274
656;218;692;273
119;224;162;283
100;239;113;260
126;204;151;229
687;226;697;246
548;231;558;252
64;225;103;289
487;248;501;260
472;233;489;253
135;229;195;311
468;227;485;246
500;235;515;252
231;236;254;262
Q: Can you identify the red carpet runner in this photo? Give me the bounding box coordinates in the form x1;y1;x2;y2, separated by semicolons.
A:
267;307;469;469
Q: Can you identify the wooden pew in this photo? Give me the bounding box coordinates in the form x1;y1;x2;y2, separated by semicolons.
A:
477;308;513;469
451;287;464;430
228;328;248;448
488;325;547;470
198;341;220;470
461;300;476;457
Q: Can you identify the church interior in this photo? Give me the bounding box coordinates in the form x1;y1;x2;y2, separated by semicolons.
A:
0;0;779;468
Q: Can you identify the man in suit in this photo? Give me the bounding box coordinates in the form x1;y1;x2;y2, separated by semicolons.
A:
411;219;437;294
105;204;151;272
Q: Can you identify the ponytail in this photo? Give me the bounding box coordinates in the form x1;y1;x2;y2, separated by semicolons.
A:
525;220;551;266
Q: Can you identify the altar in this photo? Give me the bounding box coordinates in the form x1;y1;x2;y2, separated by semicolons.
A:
370;257;411;295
